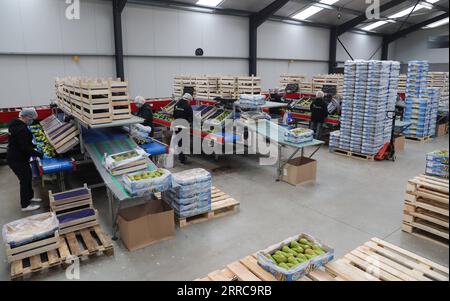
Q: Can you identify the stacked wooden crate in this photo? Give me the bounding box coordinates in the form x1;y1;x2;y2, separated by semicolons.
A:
196;76;221;100
40;115;79;154
56;78;132;125
238;76;261;96
402;175;449;247
219;76;238;98
173;75;196;98
398;74;407;94
299;82;313;94
428;72;449;113
312;74;344;95
110;80;132;120
279;74;306;89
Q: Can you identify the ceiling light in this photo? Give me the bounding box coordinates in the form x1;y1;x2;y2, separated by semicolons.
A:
196;0;223;7
424;17;449;28
425;0;440;3
292;6;324;20
389;5;426;19
362;21;389;31
320;0;340;4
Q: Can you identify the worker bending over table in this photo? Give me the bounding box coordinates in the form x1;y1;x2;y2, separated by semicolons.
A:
173;93;193;164
134;96;154;136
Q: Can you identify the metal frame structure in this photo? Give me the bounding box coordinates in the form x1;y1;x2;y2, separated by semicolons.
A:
110;0;448;81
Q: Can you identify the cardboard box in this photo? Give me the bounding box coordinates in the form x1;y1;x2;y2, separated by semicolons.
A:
118;200;175;251
394;135;405;152
282;157;317;185
436;123;449;137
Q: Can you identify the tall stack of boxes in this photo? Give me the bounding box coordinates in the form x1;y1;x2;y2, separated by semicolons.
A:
335;60;400;155
404;61;439;139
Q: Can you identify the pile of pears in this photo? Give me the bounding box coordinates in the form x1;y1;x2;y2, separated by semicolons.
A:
128;169;164;181
114;151;138;162
30;125;57;157
266;238;326;271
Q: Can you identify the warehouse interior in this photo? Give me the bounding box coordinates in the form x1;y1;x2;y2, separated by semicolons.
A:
0;0;449;282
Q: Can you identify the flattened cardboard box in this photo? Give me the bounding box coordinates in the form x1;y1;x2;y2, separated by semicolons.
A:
282;157;317;186
118;199;175;251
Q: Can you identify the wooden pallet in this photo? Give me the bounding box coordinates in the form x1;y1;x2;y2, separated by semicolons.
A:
195;253;340;281
405;136;433;143
161;186;240;228
325;238;449;281
402;175;449;247
196;238;448;281
331;148;375;161
10;225;114;280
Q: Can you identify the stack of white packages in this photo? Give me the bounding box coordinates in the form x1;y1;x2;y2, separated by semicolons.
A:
426;150;449;179
164;168;212;218
329;131;340;149
284;128;314;144
339;60;400;155
404;61;440;138
239;94;266;108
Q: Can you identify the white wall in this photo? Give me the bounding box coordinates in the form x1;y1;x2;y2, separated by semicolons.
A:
337;32;383;62
0;0;114;108
257;21;330;89
389;27;449;66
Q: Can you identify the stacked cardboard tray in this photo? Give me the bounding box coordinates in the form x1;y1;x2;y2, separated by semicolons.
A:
338;60;400;156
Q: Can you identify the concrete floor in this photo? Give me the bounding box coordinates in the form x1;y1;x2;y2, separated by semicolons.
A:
0;136;448;281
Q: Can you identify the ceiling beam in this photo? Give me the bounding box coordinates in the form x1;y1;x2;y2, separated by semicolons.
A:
249;0;290;76
336;0;410;36
385;12;449;43
252;0;291;28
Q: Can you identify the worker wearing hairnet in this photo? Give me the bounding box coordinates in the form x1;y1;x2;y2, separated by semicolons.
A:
134;96;153;136
7;108;43;212
310;91;329;140
173;93;194;164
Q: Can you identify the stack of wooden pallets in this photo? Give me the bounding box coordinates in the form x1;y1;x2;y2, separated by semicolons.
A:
55;77;131;125
398;74;407;94
402;175;449;247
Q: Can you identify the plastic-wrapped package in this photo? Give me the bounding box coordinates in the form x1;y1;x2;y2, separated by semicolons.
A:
426;150;449;178
2;213;59;248
103;148;148;171
123;169;172;193
165;168;212;218
239;94;266;107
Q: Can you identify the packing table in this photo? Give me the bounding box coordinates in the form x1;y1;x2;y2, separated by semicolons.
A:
83;128;159;239
236;120;324;181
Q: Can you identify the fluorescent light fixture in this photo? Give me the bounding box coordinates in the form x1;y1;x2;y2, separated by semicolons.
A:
362;21;389;31
320;0;340;5
292;6;324;20
196;0;222;7
388;5;427;19
292;1;340;21
424;17;449;28
426;0;440;3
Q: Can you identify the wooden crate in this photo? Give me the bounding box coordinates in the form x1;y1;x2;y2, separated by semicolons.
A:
325;238;449;281
405;135;433;143
49;184;99;235
41;115;79;154
110;80;132;120
6;231;60;264
402;175;449;247
10;225;114;280
78;80;113;125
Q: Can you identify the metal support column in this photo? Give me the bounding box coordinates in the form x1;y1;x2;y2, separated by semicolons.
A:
381;37;389;60
249;17;258;76
328;27;337;74
113;0;127;81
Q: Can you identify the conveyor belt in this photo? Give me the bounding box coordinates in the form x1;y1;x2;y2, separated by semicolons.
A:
83;128;157;202
140;139;168;156
38;157;75;175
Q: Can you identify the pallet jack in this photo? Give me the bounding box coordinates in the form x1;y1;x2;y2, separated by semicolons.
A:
375;110;399;162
